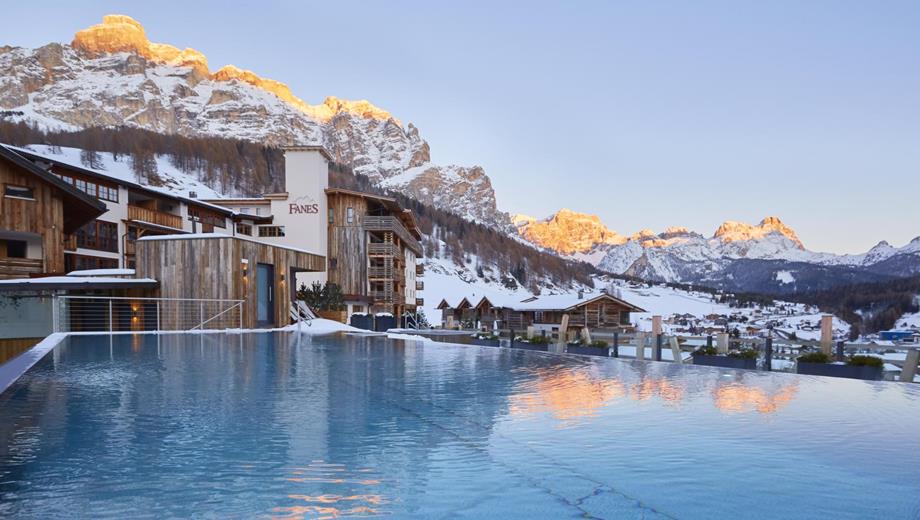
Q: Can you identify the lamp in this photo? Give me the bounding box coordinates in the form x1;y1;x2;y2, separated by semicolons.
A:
241;258;249;277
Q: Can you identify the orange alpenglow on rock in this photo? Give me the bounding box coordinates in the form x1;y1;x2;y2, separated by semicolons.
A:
514;209;627;255
72;14;209;75
713;216;804;248
71;15;394;123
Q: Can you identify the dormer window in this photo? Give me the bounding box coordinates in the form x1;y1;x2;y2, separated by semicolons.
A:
4;184;34;200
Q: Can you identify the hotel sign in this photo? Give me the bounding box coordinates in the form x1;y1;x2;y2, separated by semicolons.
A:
288;195;319;215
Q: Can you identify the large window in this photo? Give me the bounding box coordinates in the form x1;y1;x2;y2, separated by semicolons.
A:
4;184;34;200
236;224;252;236
54;173;118;202
65;253;118;273
258;226;285;238
189;207;226;228
75;220;119;253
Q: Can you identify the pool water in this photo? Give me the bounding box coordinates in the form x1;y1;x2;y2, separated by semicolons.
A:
1;332;918;519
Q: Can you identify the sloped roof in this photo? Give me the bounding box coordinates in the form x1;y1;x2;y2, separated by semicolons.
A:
0;144;107;233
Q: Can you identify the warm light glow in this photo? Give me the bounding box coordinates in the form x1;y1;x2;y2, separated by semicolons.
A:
712;382;799;414
509;368;627;422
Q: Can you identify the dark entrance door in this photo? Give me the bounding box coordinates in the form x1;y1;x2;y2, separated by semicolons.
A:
256;263;275;326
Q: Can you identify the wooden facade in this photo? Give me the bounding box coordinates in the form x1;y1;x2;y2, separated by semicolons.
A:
135;236;325;328
0;145;105;279
326;189;423;319
442;293;645;332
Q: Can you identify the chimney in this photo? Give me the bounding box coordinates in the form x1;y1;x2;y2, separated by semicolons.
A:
577;289;584;299
189;191;197;199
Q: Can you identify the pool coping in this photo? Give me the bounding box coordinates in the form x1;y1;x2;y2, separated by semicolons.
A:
0;333;67;396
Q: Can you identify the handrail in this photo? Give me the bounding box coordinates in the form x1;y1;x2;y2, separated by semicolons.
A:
362;215;422;255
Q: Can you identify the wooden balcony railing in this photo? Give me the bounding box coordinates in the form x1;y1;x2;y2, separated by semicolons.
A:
362;216;422;255
416;281;424;291
63;235;77;251
415;298;424;307
368;243;399;257
415;264;424;276
0;257;43;279
128;205;183;230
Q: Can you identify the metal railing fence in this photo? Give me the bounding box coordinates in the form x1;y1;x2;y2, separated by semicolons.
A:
54;296;244;333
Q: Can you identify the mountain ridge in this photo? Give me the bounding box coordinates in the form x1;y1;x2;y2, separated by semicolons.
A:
0;14;510;229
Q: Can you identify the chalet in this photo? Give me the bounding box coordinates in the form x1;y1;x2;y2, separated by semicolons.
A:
0;144;107;278
440;292;645;334
6;145;263;272
438;297;473;329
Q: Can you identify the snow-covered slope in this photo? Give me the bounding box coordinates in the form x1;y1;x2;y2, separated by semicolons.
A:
0;14;508;228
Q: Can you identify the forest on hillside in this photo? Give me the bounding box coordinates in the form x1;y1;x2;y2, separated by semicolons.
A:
0;119;596;292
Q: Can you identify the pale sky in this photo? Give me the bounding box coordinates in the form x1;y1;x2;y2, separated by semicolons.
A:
5;1;919;253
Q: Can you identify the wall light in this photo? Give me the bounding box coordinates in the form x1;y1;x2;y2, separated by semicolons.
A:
241;258;249;277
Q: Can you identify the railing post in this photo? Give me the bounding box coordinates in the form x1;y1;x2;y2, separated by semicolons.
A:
707;335;713;348
654;334;662;361
901;349;919;383
156;300;161;331
51;295;60;333
239;302;243;331
835;341;845;362
108;299;113;333
613;332;619;358
764;337;773;371
199;301;204;330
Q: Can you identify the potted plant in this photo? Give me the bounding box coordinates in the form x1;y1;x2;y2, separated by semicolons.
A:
796;352;884;380
469;333;501;347
692;345;758;370
513;334;551;352
566;339;610;357
298;282;346;323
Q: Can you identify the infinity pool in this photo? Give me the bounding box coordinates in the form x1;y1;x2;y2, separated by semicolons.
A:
1;332;918;518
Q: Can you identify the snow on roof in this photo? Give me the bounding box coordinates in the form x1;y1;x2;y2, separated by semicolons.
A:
137;232;324;257
7;144;237;215
67;268;136;277
0;275;158;291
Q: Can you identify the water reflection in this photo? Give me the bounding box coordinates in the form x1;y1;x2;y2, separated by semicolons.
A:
509;367;627;422
509;361;801;424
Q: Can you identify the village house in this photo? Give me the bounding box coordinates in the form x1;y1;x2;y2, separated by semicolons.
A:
440;291;645;337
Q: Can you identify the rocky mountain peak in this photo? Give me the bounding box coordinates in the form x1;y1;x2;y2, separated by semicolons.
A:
515;209;626;255
713;216;804;249
1;14;508;228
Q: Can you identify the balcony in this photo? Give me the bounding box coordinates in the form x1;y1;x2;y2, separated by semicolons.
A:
416;264;424;276
368;266;404;281
362;216;422;256
63;235;77;251
368;242;399;257
128;205;183;230
0;257;43;279
416;281;424;291
415;298;424;307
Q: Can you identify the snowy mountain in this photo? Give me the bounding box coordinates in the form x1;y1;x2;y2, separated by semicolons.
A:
515;210;920;294
0;14;508;228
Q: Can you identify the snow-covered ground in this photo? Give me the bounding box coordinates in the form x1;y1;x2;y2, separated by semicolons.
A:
418;255;853;339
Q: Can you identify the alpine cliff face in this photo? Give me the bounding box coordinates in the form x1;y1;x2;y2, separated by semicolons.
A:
0;15;508;228
515;210;920;294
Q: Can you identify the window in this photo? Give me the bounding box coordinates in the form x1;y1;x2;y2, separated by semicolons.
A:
236;223;252;236
346;207;355;224
258;226;285;237
75;179;87;193
240;207;251;215
98;185;119;202
4;184;34;200
65;253;118;273
328;208;334;224
75;220;119;252
1;239;27;258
